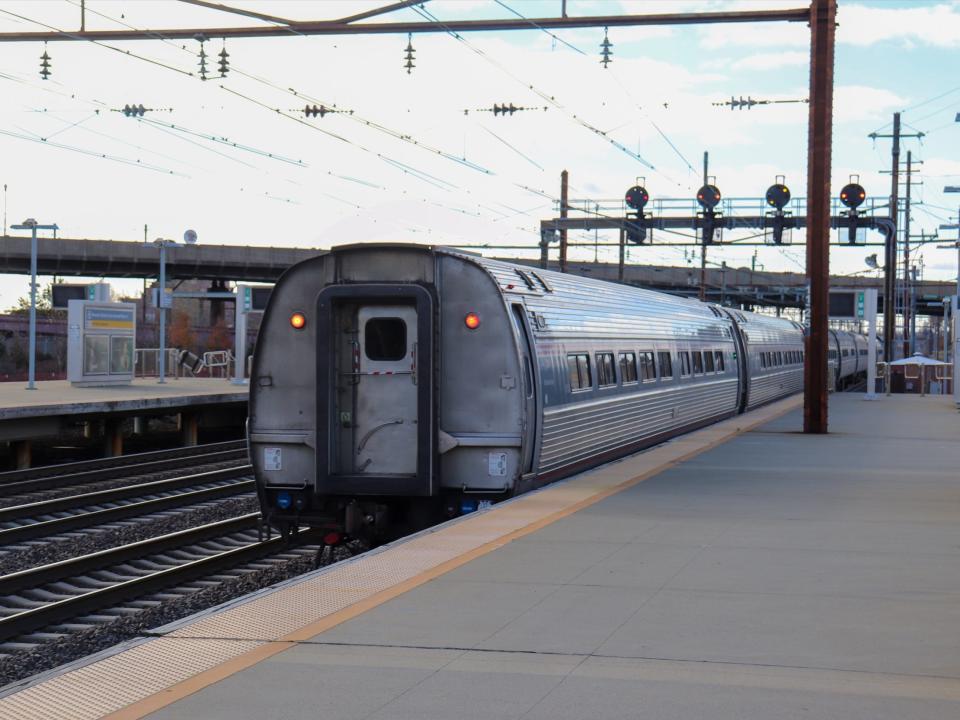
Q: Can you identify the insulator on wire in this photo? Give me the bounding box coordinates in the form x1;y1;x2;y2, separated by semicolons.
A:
600;27;613;69
403;33;416;74
467;103;546;116
195;34;209;80
40;43;51;80
218;42;230;78
114;104;170;117
299;104;353;118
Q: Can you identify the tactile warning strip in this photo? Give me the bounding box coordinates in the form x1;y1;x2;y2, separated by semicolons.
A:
0;396;800;720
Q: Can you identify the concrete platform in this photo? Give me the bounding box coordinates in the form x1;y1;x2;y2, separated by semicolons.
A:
0;378;247;462
2;394;959;719
0;378;247;421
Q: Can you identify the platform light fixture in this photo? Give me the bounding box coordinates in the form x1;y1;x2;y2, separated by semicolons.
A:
11;218;58;390
154;231;198;384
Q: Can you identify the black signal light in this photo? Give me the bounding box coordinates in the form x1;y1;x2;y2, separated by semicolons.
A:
696;184;721;210
839;182;866;209
765;183;791;210
624;185;649;211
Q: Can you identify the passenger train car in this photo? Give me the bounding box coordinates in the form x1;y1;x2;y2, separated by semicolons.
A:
249;244;865;537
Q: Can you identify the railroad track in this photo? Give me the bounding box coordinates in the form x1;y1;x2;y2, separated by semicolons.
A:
0;467;254;546
0;514;320;652
0;440;248;496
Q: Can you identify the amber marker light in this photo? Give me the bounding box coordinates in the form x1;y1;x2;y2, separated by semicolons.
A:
290;311;306;330
464;312;481;330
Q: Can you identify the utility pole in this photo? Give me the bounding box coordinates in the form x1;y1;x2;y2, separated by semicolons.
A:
803;0;836;434
559;169;568;273
903;149;912;358
699;151;708;302
869;115;923;360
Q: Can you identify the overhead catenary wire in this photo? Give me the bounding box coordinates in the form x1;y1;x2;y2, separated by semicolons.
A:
0;126;184;175
410;3;659;173
0;8;195;77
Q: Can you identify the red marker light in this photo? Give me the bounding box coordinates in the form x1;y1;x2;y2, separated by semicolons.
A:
464;312;481;330
290;312;306;330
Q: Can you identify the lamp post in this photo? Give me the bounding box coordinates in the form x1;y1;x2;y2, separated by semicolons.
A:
153;230;198;384
11;218;58;390
940;184;959;406
153;238;177;384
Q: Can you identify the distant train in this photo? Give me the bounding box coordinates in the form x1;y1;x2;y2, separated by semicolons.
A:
248;244;872;538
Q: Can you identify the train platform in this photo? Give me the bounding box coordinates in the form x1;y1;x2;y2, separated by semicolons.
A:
2;393;959;719
0;378;247;464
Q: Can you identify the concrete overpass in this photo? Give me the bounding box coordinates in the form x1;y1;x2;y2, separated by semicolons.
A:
0;236;952;314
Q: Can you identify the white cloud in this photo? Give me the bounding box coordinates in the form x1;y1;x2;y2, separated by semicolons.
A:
700;2;960;50
838;3;960;48
834;85;905;124
730;51;808;72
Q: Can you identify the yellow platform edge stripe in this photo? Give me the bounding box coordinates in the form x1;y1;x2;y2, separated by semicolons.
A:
4;396;802;720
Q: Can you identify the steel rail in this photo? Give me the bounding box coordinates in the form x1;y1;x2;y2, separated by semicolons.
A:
0;476;253;545
0;517;313;643
0;514;259;596
0;466;252;523
0;440;246;485
0;448;248;496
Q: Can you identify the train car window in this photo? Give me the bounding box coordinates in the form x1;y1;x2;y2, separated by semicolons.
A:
692;351;704;375
777;351;783;366
567;353;592;391
596;352;617;387
679;351;691;376
364;318;407;361
658;351;673;379
704;351;715;373
618;352;638;383
761;352;768;369
714;350;725;372
639;351;656;381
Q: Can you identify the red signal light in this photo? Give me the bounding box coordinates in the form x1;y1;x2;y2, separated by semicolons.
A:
464;312;481;330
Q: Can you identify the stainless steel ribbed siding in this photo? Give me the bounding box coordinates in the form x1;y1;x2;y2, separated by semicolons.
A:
539;379;738;473
746;368;803;410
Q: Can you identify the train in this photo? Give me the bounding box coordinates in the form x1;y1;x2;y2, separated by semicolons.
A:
248;244;872;539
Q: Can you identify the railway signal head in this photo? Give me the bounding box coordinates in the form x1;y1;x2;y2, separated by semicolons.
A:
765;183;791;211
839;182;866;209
624;185;649;211
696;184;721;210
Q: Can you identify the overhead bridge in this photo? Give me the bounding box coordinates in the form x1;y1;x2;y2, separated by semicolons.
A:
0;235;321;283
0;236;951;314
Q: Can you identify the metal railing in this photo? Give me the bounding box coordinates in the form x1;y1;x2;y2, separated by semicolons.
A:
135;348;182;379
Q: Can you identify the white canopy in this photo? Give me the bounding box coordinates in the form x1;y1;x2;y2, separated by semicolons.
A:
887;353;950;367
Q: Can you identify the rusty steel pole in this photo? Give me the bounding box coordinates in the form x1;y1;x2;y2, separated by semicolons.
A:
803;0;836;434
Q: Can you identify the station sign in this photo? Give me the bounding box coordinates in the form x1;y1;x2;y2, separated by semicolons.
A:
856;291;865;319
67;300;137;387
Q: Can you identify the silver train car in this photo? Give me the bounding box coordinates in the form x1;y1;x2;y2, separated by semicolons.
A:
248;244;828;537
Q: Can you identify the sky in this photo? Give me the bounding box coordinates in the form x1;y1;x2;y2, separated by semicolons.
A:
0;0;958;308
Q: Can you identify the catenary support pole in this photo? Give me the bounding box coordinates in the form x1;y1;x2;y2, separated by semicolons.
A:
902;149;912;357
803;0;836;434
884;112;900;361
559;170;569;274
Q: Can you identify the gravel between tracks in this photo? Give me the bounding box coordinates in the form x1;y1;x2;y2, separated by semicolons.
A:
0;460;249;508
0;551;320;688
0;496;259;575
